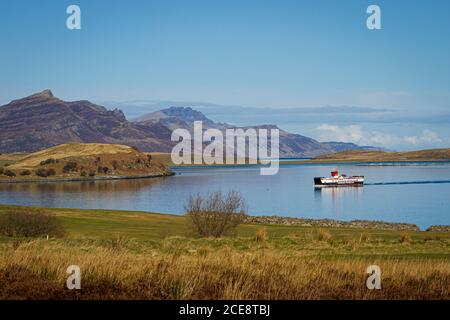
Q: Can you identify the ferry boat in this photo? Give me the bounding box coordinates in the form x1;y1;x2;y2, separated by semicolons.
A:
314;170;364;187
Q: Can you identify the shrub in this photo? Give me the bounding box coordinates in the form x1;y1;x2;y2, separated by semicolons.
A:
0;167;4;174
400;233;412;244
19;170;31;176
185;190;247;238
315;229;332;242
0;209;65;238
88;170;96;177
110;234;129;251
63;161;78;173
35;168;48;177
96;166;111;174
40;158;56;166
255;228;268;244
4;170;16;177
80;171;87;177
35;168;56;177
111;160;119;170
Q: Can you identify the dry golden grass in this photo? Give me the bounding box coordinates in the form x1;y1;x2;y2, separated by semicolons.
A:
310;148;450;163
0;238;448;300
9;143;135;170
0;205;448;300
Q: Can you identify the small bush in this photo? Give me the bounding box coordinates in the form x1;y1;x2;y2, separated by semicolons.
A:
0;209;65;238
19;170;31;176
185;190;247;238
80;171;87;177
88;170;96;177
400;233;412;244
110;234;129;251
35;168;56;177
111;160;119;170
97;166;111;174
40;158;56;166
4;170;16;177
63;161;78;173
255;228;268;244
315;229;332;242
359;233;369;243
35;168;48;177
0;167;4;174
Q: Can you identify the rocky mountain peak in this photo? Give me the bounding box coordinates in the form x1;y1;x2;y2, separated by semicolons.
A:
24;89;55;100
162;106;211;123
37;89;54;98
8;89;57;106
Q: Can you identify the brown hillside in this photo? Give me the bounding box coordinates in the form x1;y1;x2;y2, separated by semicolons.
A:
2;143;172;181
312;148;450;162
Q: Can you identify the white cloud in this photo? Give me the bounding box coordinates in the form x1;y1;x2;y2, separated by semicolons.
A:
317;124;444;149
403;129;442;146
317;124;364;143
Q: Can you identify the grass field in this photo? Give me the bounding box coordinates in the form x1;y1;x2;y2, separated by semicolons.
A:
0;204;449;299
3;147;450;169
306;148;450;163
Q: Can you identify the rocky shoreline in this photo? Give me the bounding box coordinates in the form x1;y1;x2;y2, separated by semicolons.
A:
426;225;450;232
243;215;422;231
0;172;175;184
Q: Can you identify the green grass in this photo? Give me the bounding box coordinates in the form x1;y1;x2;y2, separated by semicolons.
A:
0;204;448;299
0;204;448;260
0;160;14;167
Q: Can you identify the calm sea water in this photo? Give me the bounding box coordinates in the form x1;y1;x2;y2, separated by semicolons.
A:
0;163;449;230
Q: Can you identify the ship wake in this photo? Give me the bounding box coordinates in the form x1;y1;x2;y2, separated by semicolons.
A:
366;180;450;186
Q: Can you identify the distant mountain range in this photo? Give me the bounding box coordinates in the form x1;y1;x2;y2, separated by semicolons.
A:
134;106;384;157
0;90;383;157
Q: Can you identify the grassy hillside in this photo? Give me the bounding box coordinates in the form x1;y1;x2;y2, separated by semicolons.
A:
0;153;27;167
310;148;450;163
0;205;448;299
10;143;135;169
140;148;450;166
0;143;172;181
4;147;450;170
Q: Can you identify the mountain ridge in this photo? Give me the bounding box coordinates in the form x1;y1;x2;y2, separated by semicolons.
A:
134;106;384;157
0;91;382;157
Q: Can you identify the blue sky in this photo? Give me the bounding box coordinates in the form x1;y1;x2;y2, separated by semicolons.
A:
1;0;450;150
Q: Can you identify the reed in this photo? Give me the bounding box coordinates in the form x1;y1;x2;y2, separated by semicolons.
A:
0;238;448;300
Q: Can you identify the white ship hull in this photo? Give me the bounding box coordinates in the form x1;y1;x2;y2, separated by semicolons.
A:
314;170;364;187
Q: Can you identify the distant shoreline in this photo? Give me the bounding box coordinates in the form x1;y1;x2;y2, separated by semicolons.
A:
0;172;175;184
171;159;450;170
